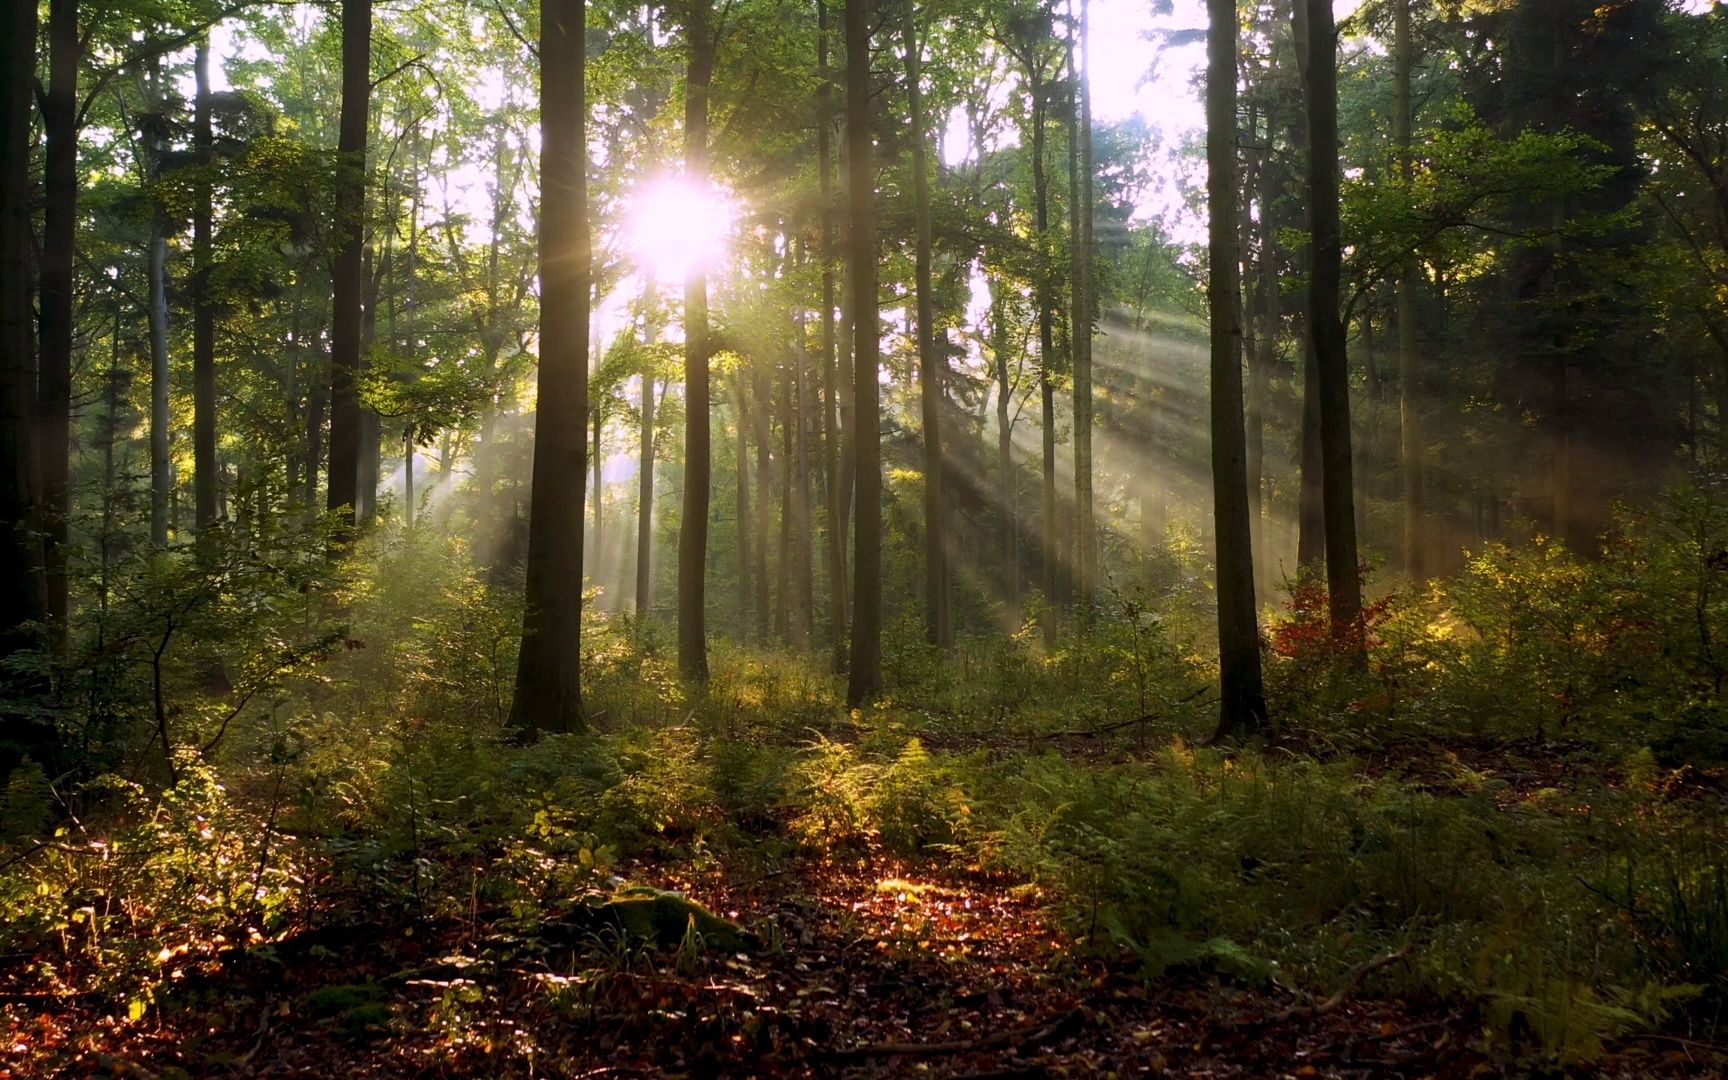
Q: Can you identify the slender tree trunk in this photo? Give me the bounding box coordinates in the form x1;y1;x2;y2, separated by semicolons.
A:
794;319;815;647
1394;0;1424;581
752;367;772;641
778;359;793;643
1032;87;1059;638
193;40;218;532
635;356;656;617
1;0;46;691
1302;0;1363;642
146;71;171;546
403;427;415;527
39;0;77;643
510;0;590;735
592;403;604;557
304;326;326;521
903;0;950;647
1209;0;1269;739
1253;115;1280;554
677;0;715;680
357;248;381;525
734;373;754;636
1291;1;1323;573
817;0;846;658
992;287;1018;603
326;0;371;535
844;0;881;705
1072;0;1097;612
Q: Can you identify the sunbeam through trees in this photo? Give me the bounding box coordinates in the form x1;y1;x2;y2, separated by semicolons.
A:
4;0;1728;1075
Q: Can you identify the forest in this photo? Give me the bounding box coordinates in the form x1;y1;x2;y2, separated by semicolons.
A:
3;0;1728;1074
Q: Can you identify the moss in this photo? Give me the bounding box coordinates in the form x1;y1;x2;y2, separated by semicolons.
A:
584;885;757;951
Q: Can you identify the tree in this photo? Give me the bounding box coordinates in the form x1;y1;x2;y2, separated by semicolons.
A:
817;0;848;662
510;0;591;736
39;0;78;643
678;0;717;680
1209;0;1269;739
194;40;218;532
1301;0;1363;645
903;0;951;648
0;0;45;744
1071;0;1096;612
844;0;881;706
142;59;172;548
327;0;372;533
1394;0;1422;580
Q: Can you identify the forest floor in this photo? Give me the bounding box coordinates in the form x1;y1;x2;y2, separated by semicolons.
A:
7;835;1726;1079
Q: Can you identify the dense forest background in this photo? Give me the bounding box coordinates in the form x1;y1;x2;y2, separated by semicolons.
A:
4;0;1728;1075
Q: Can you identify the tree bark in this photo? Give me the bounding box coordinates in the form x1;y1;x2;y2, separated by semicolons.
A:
39;0;77;643
734;372;756;637
635;348;656;617
1394;0;1424;581
1292;0;1324;574
326;0;371;535
1302;0;1364;643
1072;0;1097;613
1031;79;1059;638
1;0;46;690
903;0;951;647
145;61;171;547
510;0;591;735
752;366;772;641
992;286;1018;603
677;0;715;680
844;0;881;705
817;0;847;659
193;39;218;533
1209;0;1269;739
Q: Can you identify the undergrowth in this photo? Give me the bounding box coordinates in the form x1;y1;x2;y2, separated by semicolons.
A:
6;494;1728;1065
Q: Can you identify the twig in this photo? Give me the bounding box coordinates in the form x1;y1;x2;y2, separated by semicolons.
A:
823;1007;1085;1060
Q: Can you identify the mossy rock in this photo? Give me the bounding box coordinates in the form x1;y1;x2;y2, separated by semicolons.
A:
579;886;757;951
301;982;391;1037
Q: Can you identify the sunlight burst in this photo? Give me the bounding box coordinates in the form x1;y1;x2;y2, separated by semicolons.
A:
627;177;735;284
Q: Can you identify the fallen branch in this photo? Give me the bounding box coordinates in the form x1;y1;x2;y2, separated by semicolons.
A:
823;1007;1086;1060
1033;688;1213;741
1225;946;1414;1031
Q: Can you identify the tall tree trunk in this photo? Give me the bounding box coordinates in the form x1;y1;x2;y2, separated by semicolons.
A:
1292;0;1324;573
777;359;793;643
635;354;656;617
511;0;590;735
752;366;772;641
39;0;76;643
794;318;815;647
326;0;371;534
357;248;380;525
1302;0;1363;642
1072;0;1097;612
677;0;715;680
903;0;950;647
817;0;846;659
734;373;754;636
591;403;604;558
1208;0;1269;739
1394;0;1424;581
146;63;171;547
844;0;881;705
193;40;218;533
1247;125;1277;575
1;0;46;694
992;286;1018;603
1032;85;1059;638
